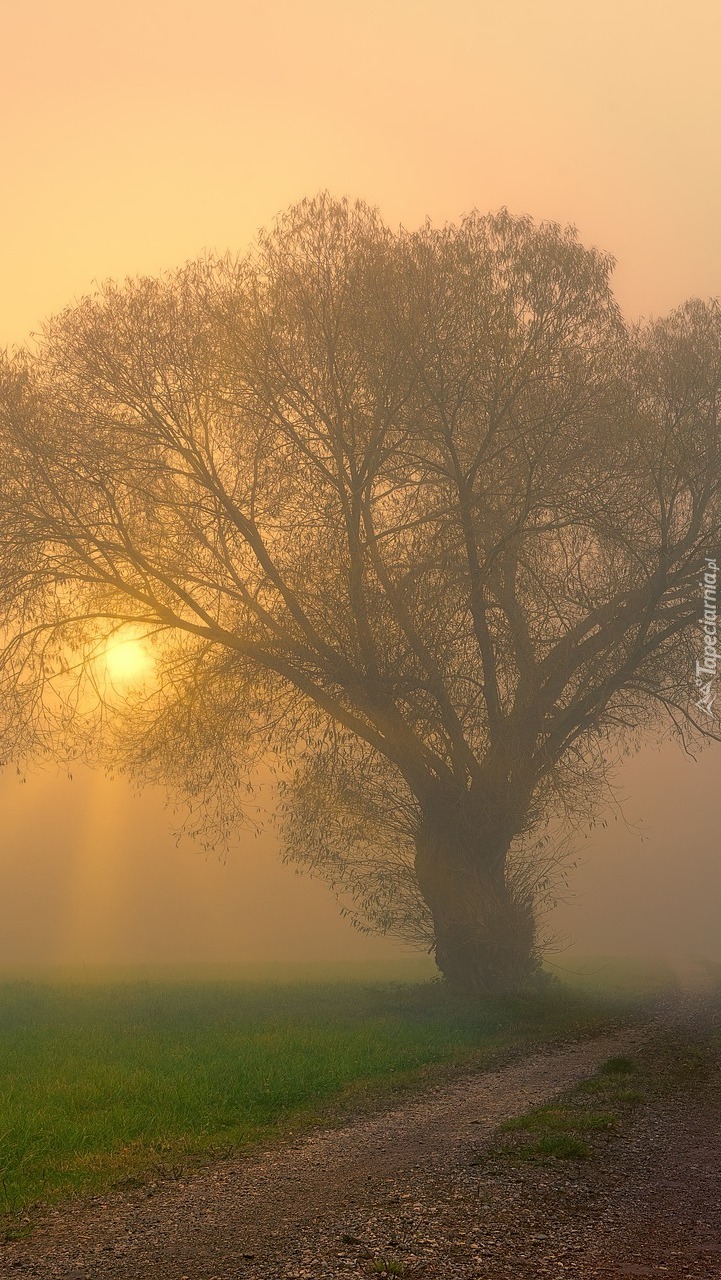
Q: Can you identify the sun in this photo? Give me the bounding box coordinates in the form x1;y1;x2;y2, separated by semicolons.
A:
101;630;154;688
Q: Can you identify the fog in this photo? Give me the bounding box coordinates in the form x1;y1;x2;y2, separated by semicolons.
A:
3;1;720;349
1;739;719;972
1;0;720;972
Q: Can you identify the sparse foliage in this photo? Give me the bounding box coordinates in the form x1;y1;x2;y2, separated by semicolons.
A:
1;195;719;994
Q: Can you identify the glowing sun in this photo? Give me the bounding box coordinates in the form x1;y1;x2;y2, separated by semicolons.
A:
102;632;154;687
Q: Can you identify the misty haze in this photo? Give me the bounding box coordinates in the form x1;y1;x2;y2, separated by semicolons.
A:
1;2;720;1276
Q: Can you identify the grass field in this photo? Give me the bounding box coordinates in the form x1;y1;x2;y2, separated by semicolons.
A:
0;958;673;1226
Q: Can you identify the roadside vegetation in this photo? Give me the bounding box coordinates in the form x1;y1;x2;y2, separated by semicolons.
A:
0;959;672;1232
484;1026;715;1166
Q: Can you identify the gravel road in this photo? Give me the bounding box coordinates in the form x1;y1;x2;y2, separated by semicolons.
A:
1;992;718;1280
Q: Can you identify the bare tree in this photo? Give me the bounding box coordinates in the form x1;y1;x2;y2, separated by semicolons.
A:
1;195;719;995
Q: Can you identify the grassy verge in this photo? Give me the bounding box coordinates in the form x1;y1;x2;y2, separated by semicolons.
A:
0;961;669;1231
483;1030;715;1166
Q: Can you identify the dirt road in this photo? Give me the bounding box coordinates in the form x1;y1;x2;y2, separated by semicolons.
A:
2;994;718;1279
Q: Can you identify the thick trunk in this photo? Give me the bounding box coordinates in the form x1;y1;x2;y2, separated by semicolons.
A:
414;794;540;997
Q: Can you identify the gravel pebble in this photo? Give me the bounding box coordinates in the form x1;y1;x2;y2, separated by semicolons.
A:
1;994;718;1279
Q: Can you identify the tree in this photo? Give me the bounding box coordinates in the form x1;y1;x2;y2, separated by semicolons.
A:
1;195;719;995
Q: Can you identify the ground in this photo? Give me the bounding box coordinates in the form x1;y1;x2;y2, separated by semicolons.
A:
1;988;719;1279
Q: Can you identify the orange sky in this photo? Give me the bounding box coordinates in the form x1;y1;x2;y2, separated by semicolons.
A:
1;742;719;969
2;0;720;349
1;0;720;970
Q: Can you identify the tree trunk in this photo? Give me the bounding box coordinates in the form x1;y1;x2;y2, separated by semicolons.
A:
414;792;540;998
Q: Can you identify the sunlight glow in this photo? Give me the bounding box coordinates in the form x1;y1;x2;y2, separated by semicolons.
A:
101;631;154;688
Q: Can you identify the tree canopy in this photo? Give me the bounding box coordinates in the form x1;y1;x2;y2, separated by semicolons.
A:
1;195;719;992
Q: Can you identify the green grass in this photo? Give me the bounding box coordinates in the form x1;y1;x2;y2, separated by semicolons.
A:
598;1054;636;1075
496;1092;621;1163
0;961;668;1226
372;1260;406;1277
484;1029;717;1169
530;1134;591;1159
543;955;675;1001
501;1105;618;1133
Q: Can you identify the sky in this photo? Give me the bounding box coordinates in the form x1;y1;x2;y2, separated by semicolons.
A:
3;0;721;349
1;0;720;969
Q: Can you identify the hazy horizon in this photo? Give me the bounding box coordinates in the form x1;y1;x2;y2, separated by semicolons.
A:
2;0;720;975
1;737;719;972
